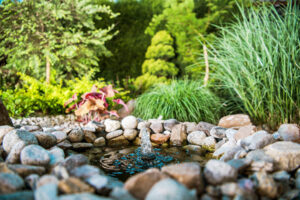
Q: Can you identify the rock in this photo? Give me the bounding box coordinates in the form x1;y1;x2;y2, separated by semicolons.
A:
8;164;45;177
51;131;67;143
227;159;251;172
34;183;58;200
197;122;216;136
124;129;138;141
86;121;104;132
170;124;187;146
121;116;138;129
234;125;256;141
254;171;278;198
48;146;65;167
83;128;97;143
0;100;13;126
58;193;111;200
0;173;24;194
94;137;106;147
145;178;197;200
161;162;204;194
276;124;300;142
70;164;101;179
137;121;151;130
52;165;69;180
36;175;59;188
0;125;14;143
20;145;50;166
213;139;237;157
110;187;136;200
202;136;216;149
57;140;72;149
72;143;93;149
34;132;57;149
25;174;39;190
150;134;170;144
104;119;121;132
220;182;239;197
296;168;300;189
6;141;26;164
239;130;274;151
124;168;168;200
3;129;38;153
205;185;221;198
58;177;95;194
150;121;163;134
204;160;238;185
106;130;123;140
218;114;252;129
219;145;246;162
246;149;274;172
184;122;198;134
85;174;109;194
0;163;14;173
187;131;206;146
20;125;41;132
0;191;34;200
210;127;227;139
62;154;88;172
107;135;129;147
264;141;300;171
183;145;205;153
272;171;290;183
224;129;237;140
163;119;179;131
68;129;84;143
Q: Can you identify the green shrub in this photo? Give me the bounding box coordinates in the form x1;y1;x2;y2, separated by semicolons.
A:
0;73;130;118
203;4;300;129
134;80;222;123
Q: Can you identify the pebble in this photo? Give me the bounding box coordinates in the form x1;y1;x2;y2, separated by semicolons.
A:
124;129;138;141
68;129;84;143
121;116;138;129
210;127;227;139
20;145;50;166
107;135;129;147
94;137;106;147
240;130;274;151
48;146;65;166
106;130;123;140
104;119;121;132
187;131;206;146
51;131;67;143
150;121;163;134
34;132;57;149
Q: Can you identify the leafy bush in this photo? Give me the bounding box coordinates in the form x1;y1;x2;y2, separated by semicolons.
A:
203;4;300;129
135;30;178;91
134;80;222;123
0;74;130;118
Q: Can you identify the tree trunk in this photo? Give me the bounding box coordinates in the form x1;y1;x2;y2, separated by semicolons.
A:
46;55;51;84
0;99;13;126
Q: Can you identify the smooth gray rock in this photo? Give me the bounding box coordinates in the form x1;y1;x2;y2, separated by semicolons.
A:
51;131;67;143
61;154;88;172
204;160;238;185
68;129;84;143
187;131;206;146
20;145;50;166
6;141;26;164
3;129;38;153
34;132;57;148
0;173;25;194
145;178;197;200
106;130;123;140
48;146;65;166
104;119;121;133
35;183;58;200
70;164;101;179
210;127;227;139
240;131;274;151
121;116;138;129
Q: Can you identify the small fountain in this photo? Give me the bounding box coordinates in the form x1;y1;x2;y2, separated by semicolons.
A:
140;128;155;160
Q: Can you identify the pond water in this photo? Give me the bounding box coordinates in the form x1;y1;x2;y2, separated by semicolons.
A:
76;146;210;181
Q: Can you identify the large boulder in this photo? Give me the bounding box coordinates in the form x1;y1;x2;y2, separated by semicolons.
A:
218;114;251;129
0;100;12;126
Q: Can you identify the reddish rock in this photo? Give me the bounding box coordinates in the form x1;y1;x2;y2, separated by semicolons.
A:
234;125;256;141
218;114;252;129
151;134;170;144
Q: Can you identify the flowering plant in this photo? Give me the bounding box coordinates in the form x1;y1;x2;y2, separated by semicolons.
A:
64;85;128;123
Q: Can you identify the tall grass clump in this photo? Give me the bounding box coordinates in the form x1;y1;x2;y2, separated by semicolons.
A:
205;3;300;129
134;80;222;123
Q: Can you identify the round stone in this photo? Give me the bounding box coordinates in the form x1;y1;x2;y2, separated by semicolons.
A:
34;132;57;149
124;129;138;141
94;137;106;147
20;145;50;166
187;131;206;145
121;116;138;129
104;119;121;132
68;129;84;143
0;173;25;194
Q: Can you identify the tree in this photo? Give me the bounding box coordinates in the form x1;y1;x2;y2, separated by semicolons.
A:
0;0;117;84
134;30;178;91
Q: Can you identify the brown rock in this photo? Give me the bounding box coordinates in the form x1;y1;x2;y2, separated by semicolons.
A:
124;168;168;200
58;177;95;194
184;122;198;134
0;163;14;174
0;100;12;126
264;141;300;171
151;134;170;144
8;164;45;177
234;125;256;141
218;114;252;129
170;124;187;146
83;128;97;143
161;162;204;194
108;135;129;147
